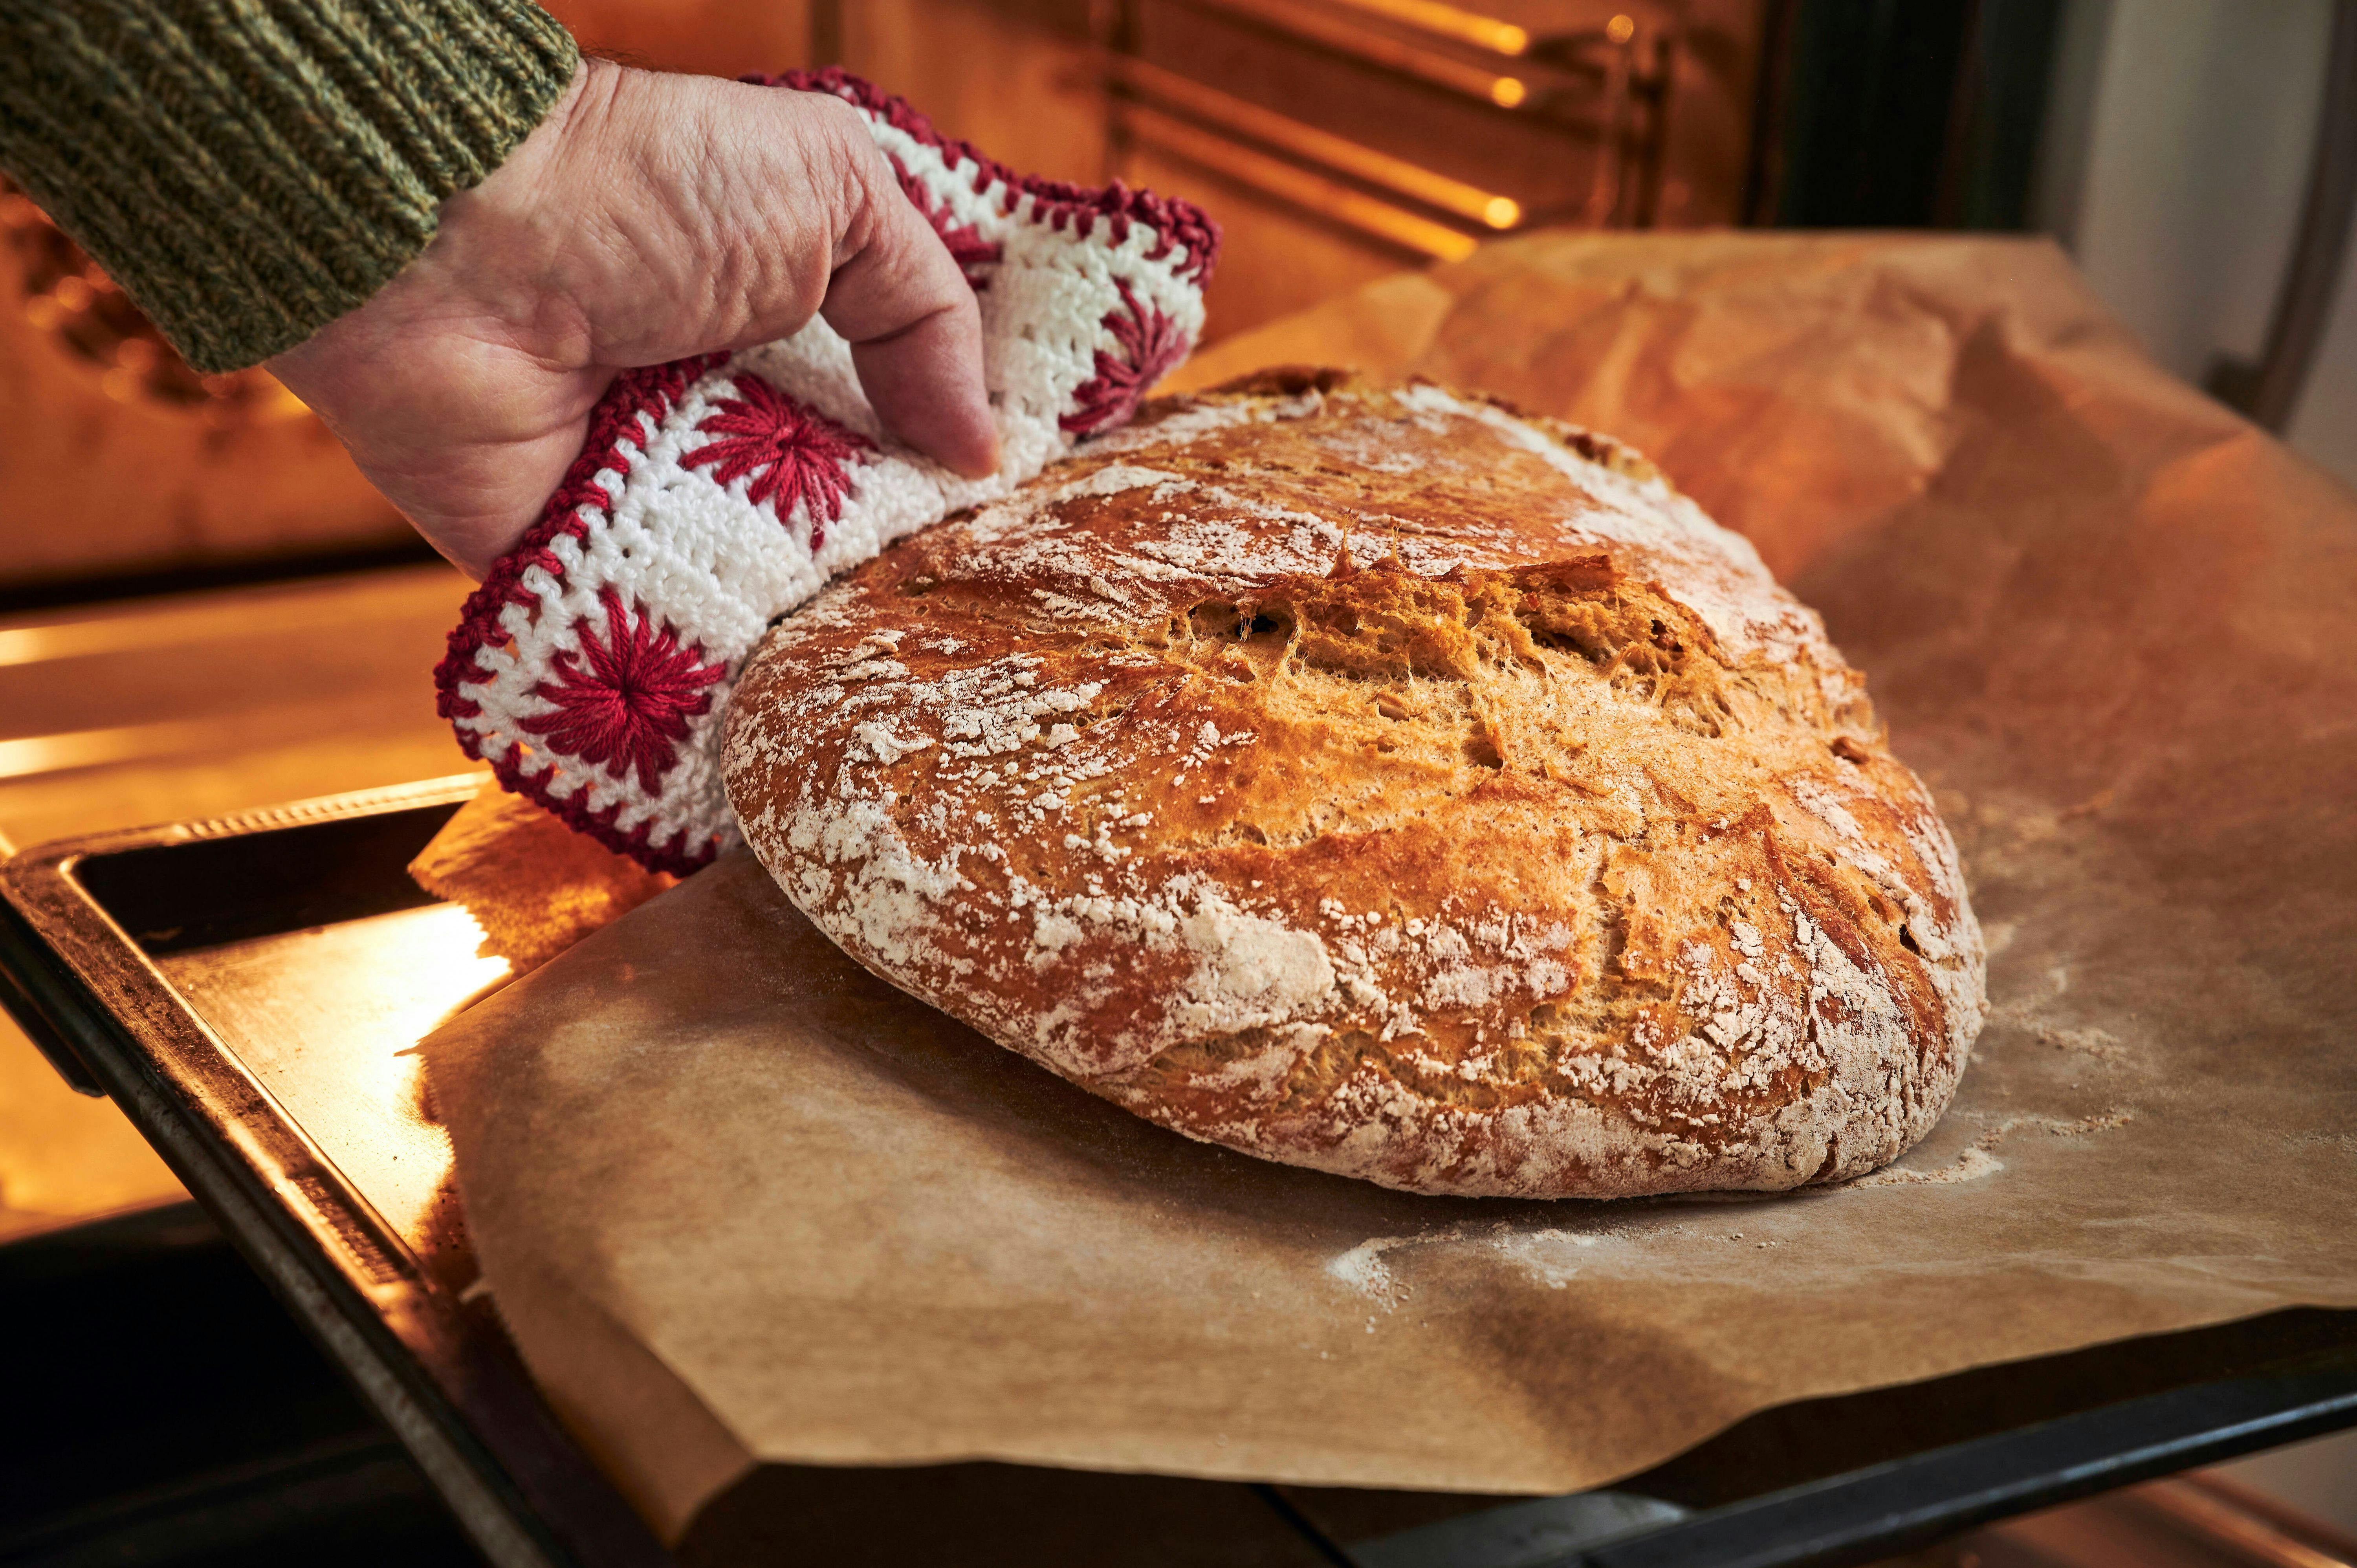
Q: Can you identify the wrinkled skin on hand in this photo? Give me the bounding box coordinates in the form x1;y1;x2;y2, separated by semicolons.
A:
269;58;999;579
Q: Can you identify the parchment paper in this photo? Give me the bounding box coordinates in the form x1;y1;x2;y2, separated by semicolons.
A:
421;233;2357;1542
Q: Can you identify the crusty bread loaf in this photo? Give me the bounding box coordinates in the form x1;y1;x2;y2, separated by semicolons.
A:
723;370;1986;1197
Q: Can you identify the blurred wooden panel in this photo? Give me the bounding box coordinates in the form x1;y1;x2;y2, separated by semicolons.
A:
0;4;816;595
1965;1473;2357;1568
842;0;1112;186
545;0;814;75
0;197;409;592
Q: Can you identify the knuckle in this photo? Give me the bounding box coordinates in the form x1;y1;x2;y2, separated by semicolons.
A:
787;97;891;231
798;93;874;170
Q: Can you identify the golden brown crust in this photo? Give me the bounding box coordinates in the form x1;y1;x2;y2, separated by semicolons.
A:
723;376;1985;1197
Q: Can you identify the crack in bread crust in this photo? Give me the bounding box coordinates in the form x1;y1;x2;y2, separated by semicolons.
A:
724;374;1986;1198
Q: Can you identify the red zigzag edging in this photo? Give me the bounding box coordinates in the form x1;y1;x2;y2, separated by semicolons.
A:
746;67;1221;283
432;352;730;875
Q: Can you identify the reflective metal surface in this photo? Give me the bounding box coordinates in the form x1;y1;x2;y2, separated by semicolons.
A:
154;903;508;1276
0;780;669;1568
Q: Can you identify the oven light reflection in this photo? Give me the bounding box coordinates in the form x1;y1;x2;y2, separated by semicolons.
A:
155;902;510;1257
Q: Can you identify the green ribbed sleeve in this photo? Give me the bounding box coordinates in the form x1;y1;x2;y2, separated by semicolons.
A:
0;0;579;372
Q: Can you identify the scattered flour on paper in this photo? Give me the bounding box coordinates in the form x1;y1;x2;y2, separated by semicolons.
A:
1849;1145;2005;1188
1329;1224;1615;1303
1984;964;2132;1064
1489;1229;1606;1290
1847;1107;2134;1189
1328;1235;1421;1304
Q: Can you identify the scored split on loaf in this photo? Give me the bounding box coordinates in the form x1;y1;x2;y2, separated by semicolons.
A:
723;369;1987;1198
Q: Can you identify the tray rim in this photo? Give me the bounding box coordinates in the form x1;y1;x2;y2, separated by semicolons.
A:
0;775;671;1568
3;779;2355;1568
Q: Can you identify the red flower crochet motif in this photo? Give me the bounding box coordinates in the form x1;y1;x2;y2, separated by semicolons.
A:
682;374;875;548
889;153;1002;287
1061;278;1188;436
518;589;728;795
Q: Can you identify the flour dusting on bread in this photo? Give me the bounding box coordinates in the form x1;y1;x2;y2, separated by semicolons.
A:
726;371;1986;1198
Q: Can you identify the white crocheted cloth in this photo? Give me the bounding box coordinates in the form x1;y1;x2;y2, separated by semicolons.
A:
436;70;1217;872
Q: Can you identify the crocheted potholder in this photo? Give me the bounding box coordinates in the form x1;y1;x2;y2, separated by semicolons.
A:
434;70;1218;874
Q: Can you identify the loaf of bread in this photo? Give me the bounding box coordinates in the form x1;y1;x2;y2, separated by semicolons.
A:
724;370;1986;1197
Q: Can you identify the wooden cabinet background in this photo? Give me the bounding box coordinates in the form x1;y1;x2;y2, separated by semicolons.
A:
0;0;1760;589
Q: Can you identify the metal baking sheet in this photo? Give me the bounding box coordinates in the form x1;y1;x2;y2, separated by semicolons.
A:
2;780;2354;1568
0;780;663;1568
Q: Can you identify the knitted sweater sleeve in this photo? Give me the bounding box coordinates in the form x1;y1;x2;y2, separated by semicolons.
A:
0;0;578;373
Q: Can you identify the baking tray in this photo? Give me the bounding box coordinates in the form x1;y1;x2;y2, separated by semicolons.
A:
2;779;2353;1568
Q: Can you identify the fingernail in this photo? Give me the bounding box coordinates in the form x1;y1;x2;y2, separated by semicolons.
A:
954;429;1001;480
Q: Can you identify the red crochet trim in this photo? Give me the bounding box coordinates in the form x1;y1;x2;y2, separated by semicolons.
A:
433;351;731;876
887;151;1003;286
486;747;722;876
745;68;1221;284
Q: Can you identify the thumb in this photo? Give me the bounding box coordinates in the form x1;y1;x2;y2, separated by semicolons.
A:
806;107;999;478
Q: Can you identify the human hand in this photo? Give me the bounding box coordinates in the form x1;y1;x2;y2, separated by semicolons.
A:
268;57;998;580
